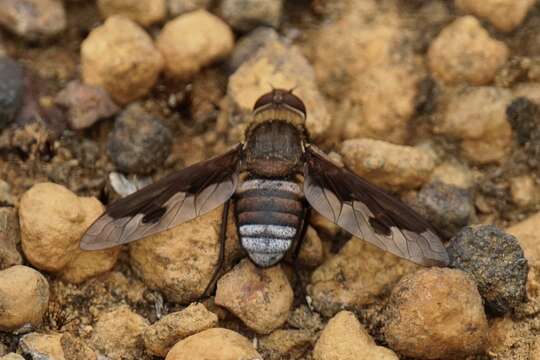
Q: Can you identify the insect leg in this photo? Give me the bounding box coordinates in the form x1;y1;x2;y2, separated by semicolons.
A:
291;205;312;309
202;199;230;297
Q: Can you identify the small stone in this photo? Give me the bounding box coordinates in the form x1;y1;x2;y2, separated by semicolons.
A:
90;306;149;360
81;16;163;104
428;16;509;85
143;303;218;357
510;175;540;207
219;0;283;32
227;27;279;73
19;182;120;282
383;268;488;359
157;10;234;79
129;205;241;303
430;161;475;189
0;265;49;332
107;104;172;174
0;0;66;40
19;333;64;360
309;238;418;317
20;332;96;360
0;57;24;130
436;86;513;164
447;225;528;314
168;0;211;16
215;258;293;334
340;138;436;191
414;181;475;238
97;0;166;26
226;39;330;141
165;328;262;360
456;0;535;32
314;311;398;360
60;333;98;360
259;329;312;360
0;208;22;270
55;80;119;130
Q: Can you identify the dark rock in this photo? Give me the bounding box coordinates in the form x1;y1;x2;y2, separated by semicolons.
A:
107;104;172;174
55;80;119;130
414;181;475;238
0;207;22;270
506;97;539;145
447;225;528;315
227;27;279;73
506;97;540;169
0;57;24;130
0;0;66;40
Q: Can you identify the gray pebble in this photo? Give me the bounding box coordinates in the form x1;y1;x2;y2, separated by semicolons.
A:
447;225;528;314
227;27;279;73
0;57;24;130
219;0;283;32
415;181;475;238
108;104;172;174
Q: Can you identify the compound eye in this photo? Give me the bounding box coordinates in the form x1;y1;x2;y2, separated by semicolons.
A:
253;90;307;116
281;92;306;116
253;92;276;111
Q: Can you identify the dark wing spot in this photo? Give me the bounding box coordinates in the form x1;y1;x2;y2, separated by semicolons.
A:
142;207;167;224
369;216;392;236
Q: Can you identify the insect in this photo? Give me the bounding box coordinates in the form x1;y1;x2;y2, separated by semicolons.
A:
81;89;449;293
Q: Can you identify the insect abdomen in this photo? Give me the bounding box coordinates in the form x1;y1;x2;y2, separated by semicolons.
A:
236;178;304;267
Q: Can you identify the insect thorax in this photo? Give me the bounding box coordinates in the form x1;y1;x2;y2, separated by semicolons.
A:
244;121;304;177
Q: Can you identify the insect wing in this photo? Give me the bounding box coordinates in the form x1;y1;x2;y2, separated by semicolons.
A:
80;145;242;250
303;145;449;266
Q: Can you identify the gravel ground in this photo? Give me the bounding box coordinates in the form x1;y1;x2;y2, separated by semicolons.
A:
1;0;540;359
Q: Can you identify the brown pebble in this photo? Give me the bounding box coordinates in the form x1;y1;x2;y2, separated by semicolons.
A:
81;16;163;104
19;182;119;283
143;303;218;357
383;268;488;359
157;10;234;79
166;328;261;360
314;311;398;360
90;305;149;360
341;138;436;191
428;16;509;85
215;258;293;334
0;265;49;332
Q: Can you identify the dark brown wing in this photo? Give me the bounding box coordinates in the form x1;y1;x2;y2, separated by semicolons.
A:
80;145;242;250
303;145;449;266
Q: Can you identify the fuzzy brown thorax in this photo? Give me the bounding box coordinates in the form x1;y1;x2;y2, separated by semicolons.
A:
243;89;307;177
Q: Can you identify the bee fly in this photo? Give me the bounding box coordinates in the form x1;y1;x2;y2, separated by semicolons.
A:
81;89;449;293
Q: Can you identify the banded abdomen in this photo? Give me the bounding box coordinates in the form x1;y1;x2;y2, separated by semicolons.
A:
235;178;305;267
